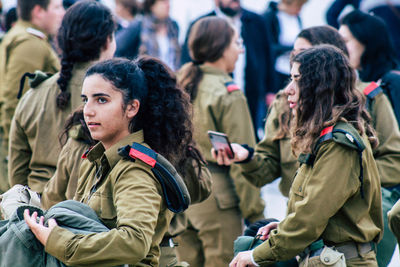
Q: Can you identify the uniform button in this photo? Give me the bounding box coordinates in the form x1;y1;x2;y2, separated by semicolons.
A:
324;257;330;263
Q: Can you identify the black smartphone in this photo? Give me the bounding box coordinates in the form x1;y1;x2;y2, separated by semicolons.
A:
207;130;235;159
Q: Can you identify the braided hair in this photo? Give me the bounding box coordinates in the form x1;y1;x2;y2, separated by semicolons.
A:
56;0;115;109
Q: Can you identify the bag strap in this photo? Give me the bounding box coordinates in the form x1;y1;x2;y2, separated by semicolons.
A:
118;142;191;213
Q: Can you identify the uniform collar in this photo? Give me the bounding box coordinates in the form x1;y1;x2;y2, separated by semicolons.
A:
17;20;48;40
86;130;146;169
199;64;230;77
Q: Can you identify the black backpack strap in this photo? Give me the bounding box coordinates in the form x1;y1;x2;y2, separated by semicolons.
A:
305;123;366;198
118;142;191;213
18;71;53;99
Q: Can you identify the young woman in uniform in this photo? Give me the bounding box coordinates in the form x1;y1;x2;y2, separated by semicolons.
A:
8;1;116;193
217;25;400;266
175;16;265;267
230;45;383;266
24;56;198;266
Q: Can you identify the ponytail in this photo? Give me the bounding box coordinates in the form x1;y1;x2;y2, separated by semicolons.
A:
55;1;115;110
178;62;203;102
136;56;193;164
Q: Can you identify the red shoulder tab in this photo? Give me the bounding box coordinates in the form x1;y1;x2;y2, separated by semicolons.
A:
320;126;334;137
129;148;156;168
363;82;379;96
81;147;92;159
225;81;240;92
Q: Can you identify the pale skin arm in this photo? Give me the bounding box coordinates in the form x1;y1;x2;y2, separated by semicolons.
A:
229;222;279;267
24;209;58;246
211;143;250;166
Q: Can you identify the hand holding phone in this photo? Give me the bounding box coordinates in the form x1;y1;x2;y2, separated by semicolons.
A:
207;131;235;159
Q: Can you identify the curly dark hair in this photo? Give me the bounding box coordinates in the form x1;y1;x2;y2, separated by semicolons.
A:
56;0;115;110
291;45;377;155
276;26;349;140
178;16;234;102
85;57;204;173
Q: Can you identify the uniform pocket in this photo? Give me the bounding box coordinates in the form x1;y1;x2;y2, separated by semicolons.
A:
214;190;239;210
99;193;117;220
291;165;308;198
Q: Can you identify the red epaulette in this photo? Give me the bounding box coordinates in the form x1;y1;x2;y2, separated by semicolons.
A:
320;125;334;137
363;82;383;99
224;81;240;93
81;147;92;159
129;146;157;167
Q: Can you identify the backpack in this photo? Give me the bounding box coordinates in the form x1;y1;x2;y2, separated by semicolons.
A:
380;70;400;127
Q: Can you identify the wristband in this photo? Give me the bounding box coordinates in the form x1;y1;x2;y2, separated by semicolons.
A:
236;144;254;164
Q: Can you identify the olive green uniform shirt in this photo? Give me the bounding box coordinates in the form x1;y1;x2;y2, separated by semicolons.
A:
46;131;173;266
41;135;89;210
191;64;264;221
241;86;400;196
253;128;383;265
8;62;91;193
0;20;60;152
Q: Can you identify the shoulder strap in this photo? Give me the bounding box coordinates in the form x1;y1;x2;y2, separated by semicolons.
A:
18;70;53;99
363;82;383;99
304;122;366;198
118;142;191;213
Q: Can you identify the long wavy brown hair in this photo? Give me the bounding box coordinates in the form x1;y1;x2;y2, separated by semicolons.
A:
290;45;377;155
275;26;350;140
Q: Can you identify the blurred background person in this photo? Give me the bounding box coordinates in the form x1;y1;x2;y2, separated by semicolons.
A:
114;0;139;32
176;16;265;267
339;10;400;126
262;0;307;106
0;0;64;194
181;0;275;140
326;0;400;61
8;0;115;194
115;0;181;71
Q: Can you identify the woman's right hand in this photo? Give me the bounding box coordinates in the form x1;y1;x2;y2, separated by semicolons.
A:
211;143;250;166
257;222;279;240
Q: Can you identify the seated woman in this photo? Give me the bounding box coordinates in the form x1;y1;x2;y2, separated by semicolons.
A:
229;45;382;266
24;56;198;266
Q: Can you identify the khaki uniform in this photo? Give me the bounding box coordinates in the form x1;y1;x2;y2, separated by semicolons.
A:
252;123;383;266
46;131;174;266
8;62;92;193
0;20;60;160
41;132;89;210
175;65;265;267
241;87;400;196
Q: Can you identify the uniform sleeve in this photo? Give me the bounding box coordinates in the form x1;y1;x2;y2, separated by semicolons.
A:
218;91;265;222
41;140;87;210
8;115;31;186
370;93;400;187
45;165;164;266
1;39;48;147
253;142;360;265
240;97;283;187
